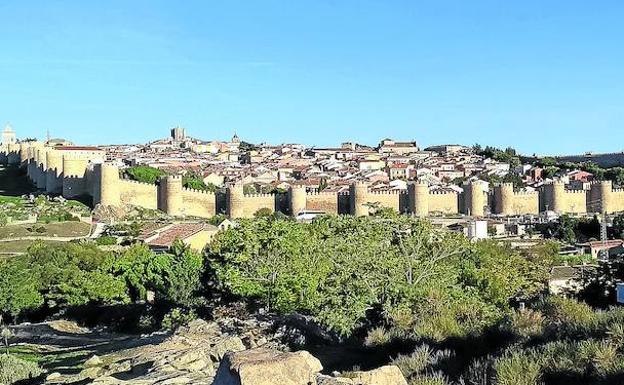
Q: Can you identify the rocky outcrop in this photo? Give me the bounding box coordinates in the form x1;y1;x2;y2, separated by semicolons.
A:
213;349;323;385
35;316;408;385
212;349;408;385
345;365;409;385
43;319;247;385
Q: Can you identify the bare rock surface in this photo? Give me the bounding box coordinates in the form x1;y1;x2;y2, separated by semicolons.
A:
345;365;408;385
212;348;323;385
16;312;407;385
43;319;250;385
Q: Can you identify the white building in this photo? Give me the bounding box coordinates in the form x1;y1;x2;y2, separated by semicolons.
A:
467;220;488;240
2;124;16;145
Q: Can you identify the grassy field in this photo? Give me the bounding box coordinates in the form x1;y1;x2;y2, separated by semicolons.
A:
0;221;92;240
0;239;67;254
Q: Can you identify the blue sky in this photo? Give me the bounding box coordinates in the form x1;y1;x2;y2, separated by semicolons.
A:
0;1;623;155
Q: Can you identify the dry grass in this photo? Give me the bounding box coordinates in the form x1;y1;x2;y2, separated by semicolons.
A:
0;221;91;240
0;240;66;254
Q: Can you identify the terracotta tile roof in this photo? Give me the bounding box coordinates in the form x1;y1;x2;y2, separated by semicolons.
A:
142;223;218;248
589;240;624;248
55;146;102;151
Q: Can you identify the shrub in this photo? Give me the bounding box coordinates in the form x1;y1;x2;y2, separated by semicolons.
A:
96;236;117;246
504;309;544;338
540;296;596;330
392;345;455;381
576;339;622;376
364;327;391;347
591;340;622;376
606;322;624;348
494;352;542;385
392;345;435;379
463;357;493;385
0;354;43;384
161;308;197;332
409;373;451;385
253;207;273;218
386;307;415;333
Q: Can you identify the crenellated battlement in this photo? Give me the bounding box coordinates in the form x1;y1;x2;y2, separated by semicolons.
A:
369;190;406;195
244;193;278;198
306;190;339;196
120;179;157;187
563;189;587;194
60;152;104;161
182;187;216;196
430;190;458;195
512;190;539;196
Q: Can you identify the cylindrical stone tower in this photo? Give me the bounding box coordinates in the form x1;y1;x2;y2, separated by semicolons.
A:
19;142;30;168
227;182;245;218
408;180;429;217
350;181;369;216
26;142;42;182
35;147;48;189
550;180;566;213
99;163;120;206
465;181;486;217
62;156;88;198
45;150;64;194
289;185;307;216
599;180;614;214
495;183;514;215
7;143;20;164
26;146;34;181
163;175;184;216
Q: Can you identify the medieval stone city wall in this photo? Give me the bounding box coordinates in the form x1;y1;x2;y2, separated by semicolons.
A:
118;180;158;210
302;191;341;214
4;142;624;219
589;181;624;214
181;188;217;218
494;183;539;215
366;190;405;213
428;191;460;215
240;194;276;217
543;181;588;214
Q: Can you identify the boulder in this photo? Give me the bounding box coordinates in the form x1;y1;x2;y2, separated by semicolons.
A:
212;348;323;385
45;372;62;382
347;365;408;385
210;336;246;361
316;374;355;384
84;355;103;368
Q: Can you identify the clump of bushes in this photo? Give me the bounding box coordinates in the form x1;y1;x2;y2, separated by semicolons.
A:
95;235;117;246
0;354;43;384
0;241;204;326
125;166;166;184
161;308;197;332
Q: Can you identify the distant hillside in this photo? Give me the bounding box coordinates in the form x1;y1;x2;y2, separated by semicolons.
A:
524;152;624;168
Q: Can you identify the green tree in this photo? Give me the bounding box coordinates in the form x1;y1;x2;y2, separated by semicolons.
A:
0;257;43;320
112;242;204;307
613;214;624;240
182;174;218;192
164;240;204;307
125;166;167;184
27;242;128;308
